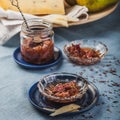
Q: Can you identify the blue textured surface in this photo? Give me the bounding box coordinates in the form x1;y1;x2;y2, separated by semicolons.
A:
0;4;120;120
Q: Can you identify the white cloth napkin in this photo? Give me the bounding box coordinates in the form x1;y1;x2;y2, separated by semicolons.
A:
0;7;37;45
0;6;88;45
67;5;88;22
0;22;21;45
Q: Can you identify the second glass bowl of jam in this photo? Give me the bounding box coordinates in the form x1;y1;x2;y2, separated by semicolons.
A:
20;19;54;64
37;73;88;103
64;40;108;65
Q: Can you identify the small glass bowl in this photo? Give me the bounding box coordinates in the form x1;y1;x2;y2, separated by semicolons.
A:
37;73;88;103
64;40;108;65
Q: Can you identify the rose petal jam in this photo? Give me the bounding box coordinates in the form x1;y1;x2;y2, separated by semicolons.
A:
20;19;54;64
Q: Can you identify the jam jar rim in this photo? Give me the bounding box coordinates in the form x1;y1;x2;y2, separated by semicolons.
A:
21;18;53;33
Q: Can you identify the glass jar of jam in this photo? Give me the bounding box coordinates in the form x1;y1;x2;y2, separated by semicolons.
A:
20;19;54;64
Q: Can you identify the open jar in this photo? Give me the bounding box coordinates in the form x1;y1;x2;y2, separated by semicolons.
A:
20;19;54;64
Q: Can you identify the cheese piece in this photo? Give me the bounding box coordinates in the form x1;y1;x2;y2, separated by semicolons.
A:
0;0;65;15
42;14;68;27
50;104;80;116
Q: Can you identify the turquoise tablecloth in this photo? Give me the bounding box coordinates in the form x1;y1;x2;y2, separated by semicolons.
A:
0;4;120;120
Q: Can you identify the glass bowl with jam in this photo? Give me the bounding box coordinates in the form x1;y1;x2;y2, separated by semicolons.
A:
37;73;88;103
64;40;108;65
20;19;54;64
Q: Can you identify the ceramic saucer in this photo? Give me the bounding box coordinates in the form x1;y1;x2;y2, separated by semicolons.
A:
13;47;62;69
28;81;99;115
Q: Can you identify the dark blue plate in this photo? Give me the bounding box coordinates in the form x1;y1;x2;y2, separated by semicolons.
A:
13;47;62;69
28;81;99;116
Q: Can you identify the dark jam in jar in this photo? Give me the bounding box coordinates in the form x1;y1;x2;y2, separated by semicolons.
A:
20;19;54;64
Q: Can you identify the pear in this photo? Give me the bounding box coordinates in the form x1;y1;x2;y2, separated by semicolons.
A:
76;0;118;12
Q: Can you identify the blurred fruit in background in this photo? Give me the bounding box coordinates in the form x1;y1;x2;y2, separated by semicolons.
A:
66;0;118;12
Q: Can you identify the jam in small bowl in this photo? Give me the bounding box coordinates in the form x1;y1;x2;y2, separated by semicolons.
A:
37;73;88;103
64;40;108;65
